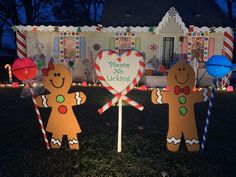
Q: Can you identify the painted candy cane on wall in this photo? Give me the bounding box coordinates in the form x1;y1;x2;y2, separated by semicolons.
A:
222;31;234;60
16;31;27;58
221;31;234;87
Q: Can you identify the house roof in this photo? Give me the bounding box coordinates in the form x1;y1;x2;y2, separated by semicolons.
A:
100;0;233;27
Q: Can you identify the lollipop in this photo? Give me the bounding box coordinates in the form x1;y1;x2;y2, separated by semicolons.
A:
12;58;50;149
205;55;234;78
12;58;37;81
201;55;236;152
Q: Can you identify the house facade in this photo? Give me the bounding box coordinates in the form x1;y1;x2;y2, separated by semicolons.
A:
14;6;234;87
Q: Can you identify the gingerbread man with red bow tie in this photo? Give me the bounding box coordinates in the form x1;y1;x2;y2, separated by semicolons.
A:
151;61;211;152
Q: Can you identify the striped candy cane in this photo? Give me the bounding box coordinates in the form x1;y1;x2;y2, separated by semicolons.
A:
95;50;144;114
28;83;50;150
16;31;27;58
221;31;234;88
200;79;216;152
4;64;12;83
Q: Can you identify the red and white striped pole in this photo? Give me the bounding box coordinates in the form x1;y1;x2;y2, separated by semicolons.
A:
221;31;234;87
16;31;27;58
28;83;50;150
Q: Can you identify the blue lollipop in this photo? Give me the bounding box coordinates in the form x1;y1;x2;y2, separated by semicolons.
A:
201;55;235;152
205;55;236;78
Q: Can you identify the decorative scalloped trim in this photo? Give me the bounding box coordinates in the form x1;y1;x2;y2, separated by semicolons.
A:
154;7;188;35
15;25;232;34
15;25;150;33
192;26;233;34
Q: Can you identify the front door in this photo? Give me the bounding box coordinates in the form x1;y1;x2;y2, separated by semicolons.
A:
162;37;174;69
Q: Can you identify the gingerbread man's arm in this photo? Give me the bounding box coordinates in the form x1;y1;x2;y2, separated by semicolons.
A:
151;89;169;104
35;94;51;107
192;88;211;103
69;91;87;106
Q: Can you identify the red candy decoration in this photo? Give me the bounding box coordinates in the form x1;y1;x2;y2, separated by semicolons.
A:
12;58;37;81
58;105;67;114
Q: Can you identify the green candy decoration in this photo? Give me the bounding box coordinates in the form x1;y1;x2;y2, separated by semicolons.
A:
77;27;81;32
56;95;65;103
148;26;156;33
68;60;75;69
12;26;17;32
179;106;187;116
37;60;44;70
178;96;186;104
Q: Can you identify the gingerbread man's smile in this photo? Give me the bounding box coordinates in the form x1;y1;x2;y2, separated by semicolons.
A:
175;74;190;84
50;78;65;88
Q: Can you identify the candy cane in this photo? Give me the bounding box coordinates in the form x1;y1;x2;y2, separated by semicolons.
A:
220;31;234;88
16;31;27;58
96;50;144;114
28;83;50;150
4;64;12;83
200;79;216;152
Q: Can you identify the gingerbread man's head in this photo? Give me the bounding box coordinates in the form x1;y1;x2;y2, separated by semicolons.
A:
42;62;72;93
167;61;195;89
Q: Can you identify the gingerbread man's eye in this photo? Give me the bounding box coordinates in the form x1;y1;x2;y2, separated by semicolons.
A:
54;73;57;77
183;68;185;71
178;68;181;71
58;73;61;77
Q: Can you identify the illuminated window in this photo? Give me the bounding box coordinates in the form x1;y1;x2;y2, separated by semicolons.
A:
59;32;80;61
187;31;209;62
115;31;135;54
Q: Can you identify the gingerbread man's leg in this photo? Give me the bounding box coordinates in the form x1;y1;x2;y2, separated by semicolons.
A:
67;133;79;150
51;133;63;149
166;127;182;152
183;120;200;152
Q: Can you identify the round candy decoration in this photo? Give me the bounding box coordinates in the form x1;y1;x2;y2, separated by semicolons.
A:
205;55;232;78
12;58;37;81
179;106;187;116
58;105;67;114
56;95;65;103
93;44;101;51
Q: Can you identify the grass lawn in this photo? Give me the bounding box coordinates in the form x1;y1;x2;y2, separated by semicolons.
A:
0;86;236;177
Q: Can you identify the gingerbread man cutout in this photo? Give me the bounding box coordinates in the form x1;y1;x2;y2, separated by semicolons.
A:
35;62;86;150
151;61;211;152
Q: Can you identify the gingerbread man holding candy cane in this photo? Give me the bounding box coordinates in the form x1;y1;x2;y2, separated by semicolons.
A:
151;61;211;152
35;62;86;150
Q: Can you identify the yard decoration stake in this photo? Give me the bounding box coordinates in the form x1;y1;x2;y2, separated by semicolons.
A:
201;55;236;152
12;58;50;149
151;61;211;152
95;50;144;152
4;64;12;83
35;62;86;150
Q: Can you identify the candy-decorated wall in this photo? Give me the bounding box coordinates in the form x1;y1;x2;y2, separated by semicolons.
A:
14;7;234;86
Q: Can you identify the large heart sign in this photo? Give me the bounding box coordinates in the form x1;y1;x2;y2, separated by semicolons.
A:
95;50;145;114
98;50;141;92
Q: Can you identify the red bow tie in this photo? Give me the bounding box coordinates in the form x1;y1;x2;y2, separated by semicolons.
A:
174;86;190;95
